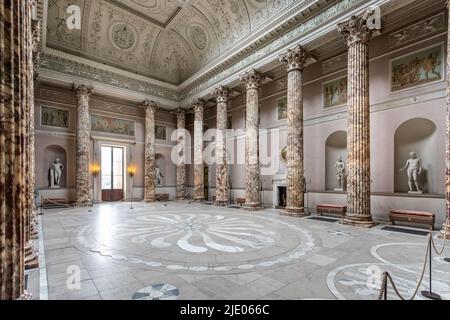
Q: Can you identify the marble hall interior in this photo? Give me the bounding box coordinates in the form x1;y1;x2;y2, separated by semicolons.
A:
2;0;450;301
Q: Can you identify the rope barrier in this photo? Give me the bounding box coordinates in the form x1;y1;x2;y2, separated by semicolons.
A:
377;217;450;300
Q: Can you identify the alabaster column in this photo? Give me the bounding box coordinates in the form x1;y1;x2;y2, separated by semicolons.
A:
175;108;187;199
193;99;205;201
442;2;450;240
212;86;231;205
338;13;376;227
240;69;263;210
74;84;93;206
142;100;157;202
279;45;308;216
0;0;35;299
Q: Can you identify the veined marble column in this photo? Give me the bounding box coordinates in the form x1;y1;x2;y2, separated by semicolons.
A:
0;0;34;300
442;1;450;239
338;12;376;227
176;108;187;199
212;86;231;205
240;69;263;210
193;99;205;202
279;45;308;216
142;100;157;202
74;84;93;207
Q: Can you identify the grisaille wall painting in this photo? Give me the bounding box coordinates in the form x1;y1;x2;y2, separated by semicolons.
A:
277;97;287;120
155;125;166;140
323;77;347;108
391;44;443;92
90;114;135;136
41;106;69;128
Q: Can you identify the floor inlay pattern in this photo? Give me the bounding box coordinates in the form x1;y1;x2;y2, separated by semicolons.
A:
132;284;179;300
76;204;316;273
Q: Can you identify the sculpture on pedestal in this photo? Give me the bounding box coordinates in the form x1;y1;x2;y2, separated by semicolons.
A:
399;152;423;193
49;158;64;188
334;156;346;191
155;167;164;186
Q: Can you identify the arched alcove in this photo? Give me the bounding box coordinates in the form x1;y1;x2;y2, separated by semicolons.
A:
325;131;347;191
394;118;437;193
155;153;166;186
44;145;67;188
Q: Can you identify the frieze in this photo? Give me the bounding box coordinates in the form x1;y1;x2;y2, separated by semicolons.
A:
322;52;347;74
40;53;181;101
389;12;445;49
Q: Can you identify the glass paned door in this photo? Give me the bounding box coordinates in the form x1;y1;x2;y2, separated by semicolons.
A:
101;146;124;201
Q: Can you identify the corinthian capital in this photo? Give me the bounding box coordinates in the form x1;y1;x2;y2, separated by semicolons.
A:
141;100;157;112
212;86;231;103
73;84;93;99
240;69;264;90
192;98;205;113
337;11;375;47
279;44;309;72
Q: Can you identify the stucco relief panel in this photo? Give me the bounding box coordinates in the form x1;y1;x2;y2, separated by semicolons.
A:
47;0;84;50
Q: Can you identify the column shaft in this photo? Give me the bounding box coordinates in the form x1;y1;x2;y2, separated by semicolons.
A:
241;70;263;210
338;12;376;227
279;45;308;216
0;0;34;299
176;109;186;199
193;100;205;201
213;87;230;205
74;85;93;206
142;100;156;202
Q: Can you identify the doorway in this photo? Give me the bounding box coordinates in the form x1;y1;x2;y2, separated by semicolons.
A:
101;146;124;201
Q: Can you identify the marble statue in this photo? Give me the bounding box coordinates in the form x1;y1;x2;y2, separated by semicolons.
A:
49;158;64;188
399;152;423;193
334;156;346;191
155;167;164;186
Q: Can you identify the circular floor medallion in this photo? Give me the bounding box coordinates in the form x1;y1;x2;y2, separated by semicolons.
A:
132;283;179;300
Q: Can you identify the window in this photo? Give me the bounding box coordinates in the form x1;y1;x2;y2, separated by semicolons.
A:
101;146;124;190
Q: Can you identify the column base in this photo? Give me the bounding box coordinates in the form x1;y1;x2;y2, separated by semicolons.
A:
242;203;264;211
144;197;156;203
18;290;33;300
193;197;205;202
341;215;376;228
281;206;307;217
438;220;450;240
25;253;39;270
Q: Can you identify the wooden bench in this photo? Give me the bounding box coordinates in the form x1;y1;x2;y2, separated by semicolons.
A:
389;209;435;230
236;198;245;206
316;204;347;217
155;193;169;201
41;197;70;209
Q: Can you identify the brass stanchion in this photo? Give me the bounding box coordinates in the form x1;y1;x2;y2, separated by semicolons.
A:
128;165;136;210
421;237;441;300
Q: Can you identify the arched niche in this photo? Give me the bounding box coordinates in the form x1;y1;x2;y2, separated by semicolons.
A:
44;145;67;188
155;153;166;186
394;118;437;193
325;131;347;191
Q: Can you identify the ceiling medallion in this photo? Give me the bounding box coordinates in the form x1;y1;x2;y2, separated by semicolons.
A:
190;25;208;51
111;23;136;50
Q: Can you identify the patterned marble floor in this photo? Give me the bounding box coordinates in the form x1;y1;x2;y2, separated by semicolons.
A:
35;201;450;300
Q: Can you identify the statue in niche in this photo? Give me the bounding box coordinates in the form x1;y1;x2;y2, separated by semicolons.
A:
334;156;346;191
155;167;164;186
49;158;64;188
399;152;423;193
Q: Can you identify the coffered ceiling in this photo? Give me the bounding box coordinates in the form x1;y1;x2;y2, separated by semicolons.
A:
45;0;303;85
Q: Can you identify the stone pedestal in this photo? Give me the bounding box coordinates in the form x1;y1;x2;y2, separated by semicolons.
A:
74;84;93;207
338;12;376;228
212;86;231;206
176;108;187;199
142;100;157;202
193;99;205;202
240;69;264;211
279;45;308;216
